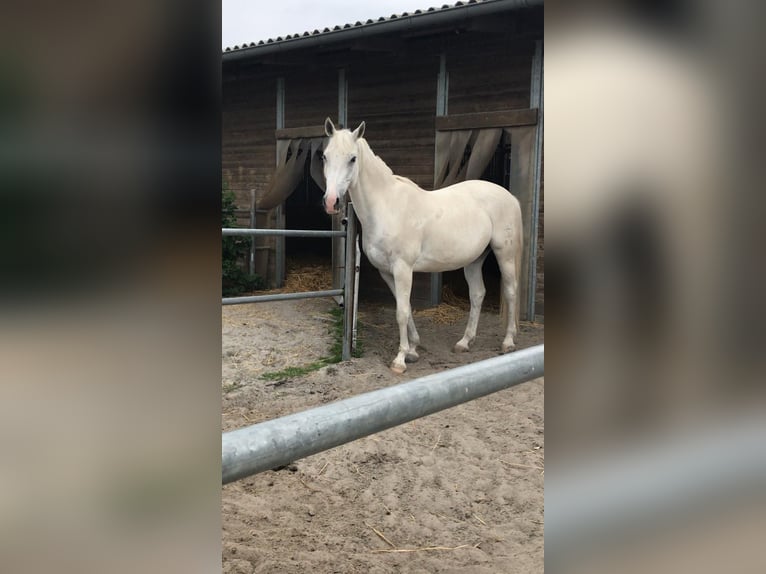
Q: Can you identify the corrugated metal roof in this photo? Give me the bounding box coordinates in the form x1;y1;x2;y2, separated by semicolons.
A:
222;0;536;56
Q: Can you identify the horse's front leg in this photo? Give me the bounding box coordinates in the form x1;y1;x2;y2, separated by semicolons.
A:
379;270;419;362
390;262;415;374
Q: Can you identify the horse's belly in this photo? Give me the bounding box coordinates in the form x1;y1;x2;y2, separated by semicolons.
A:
362;222;489;273
412;252;482;273
414;223;491;271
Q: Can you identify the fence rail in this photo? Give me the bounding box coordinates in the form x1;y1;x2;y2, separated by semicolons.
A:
222;204;359;360
222;344;544;484
222;289;344;306
223;228;346;238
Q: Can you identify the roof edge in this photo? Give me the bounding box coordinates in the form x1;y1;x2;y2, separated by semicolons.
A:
223;0;542;63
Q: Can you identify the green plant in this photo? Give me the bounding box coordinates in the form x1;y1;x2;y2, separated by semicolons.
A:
260;361;331;381
260;307;362;381
222;182;264;296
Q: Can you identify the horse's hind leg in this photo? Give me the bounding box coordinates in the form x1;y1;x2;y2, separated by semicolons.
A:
454;251;489;353
379;269;420;363
493;245;519;353
389;262;416;374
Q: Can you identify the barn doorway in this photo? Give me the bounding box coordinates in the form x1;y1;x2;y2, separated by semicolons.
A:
432;118;540;320
283;158;334;289
285;160;331;263
440;133;510;311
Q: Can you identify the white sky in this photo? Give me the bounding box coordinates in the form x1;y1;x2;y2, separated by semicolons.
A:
222;0;448;49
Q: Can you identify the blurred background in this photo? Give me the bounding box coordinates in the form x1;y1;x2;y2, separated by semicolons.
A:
545;0;766;572
0;2;221;573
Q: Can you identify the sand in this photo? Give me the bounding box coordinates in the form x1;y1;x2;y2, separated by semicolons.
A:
222;297;544;573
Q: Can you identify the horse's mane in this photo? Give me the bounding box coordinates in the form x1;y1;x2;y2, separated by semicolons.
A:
393;175;424;191
357;138;393;177
358;138;427;192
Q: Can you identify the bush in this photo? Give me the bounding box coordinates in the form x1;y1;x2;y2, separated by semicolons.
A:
222;184;265;296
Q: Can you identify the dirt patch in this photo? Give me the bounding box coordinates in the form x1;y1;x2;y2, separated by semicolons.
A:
222;297;544;573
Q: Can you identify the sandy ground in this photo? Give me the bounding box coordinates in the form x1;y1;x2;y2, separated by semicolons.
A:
222;297;544;573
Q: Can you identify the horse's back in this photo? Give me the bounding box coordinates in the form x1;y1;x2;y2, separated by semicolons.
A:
416;179;520;250
431;180;520;221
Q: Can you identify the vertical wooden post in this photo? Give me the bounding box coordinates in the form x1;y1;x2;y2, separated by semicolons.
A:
527;39;543;321
249;189;256;276
508;126;536;322
275;77;286;287
332;68;349;294
430;53;449;307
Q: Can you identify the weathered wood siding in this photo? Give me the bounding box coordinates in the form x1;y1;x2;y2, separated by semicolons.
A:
222;76;276;207
284;68;337;129
447;36;534;114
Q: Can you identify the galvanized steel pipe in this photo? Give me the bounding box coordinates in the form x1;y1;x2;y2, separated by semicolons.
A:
341;203;358;361
223;228;346;238
222;344;544;484
223;289;344;305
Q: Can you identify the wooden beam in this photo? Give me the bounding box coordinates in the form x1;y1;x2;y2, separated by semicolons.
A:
434;109;538;131
350;37;402;53
275;125;329;139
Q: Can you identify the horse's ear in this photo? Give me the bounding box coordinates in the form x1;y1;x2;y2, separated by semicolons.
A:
324;117;336;137
352;121;366;140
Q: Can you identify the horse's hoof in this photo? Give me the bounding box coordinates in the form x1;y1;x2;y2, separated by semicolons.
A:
501;343;516;353
390;363;406;375
405;351;419;363
453;343;469;353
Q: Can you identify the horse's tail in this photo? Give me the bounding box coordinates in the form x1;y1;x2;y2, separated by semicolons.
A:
499;214;523;334
500;283;509;333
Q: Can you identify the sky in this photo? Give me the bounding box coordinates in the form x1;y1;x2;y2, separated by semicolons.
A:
222;0;449;49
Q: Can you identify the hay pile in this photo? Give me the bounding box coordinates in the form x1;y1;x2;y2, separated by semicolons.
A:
283;261;332;292
258;261;479;329
414;285;469;325
252;259;333;295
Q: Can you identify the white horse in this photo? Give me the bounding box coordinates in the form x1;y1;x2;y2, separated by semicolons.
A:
322;118;522;374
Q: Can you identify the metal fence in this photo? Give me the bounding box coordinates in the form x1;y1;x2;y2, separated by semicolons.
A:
222;344;544;484
222;229;347;237
222;204;359;360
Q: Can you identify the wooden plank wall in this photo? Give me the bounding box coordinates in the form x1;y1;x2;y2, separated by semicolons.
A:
222;76;277;207
447;35;534;114
222;75;279;282
284;68;337;129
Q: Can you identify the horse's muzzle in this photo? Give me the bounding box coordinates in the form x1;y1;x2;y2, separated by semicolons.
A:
324;193;340;214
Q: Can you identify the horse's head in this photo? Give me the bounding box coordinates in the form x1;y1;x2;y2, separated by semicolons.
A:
321;117;365;215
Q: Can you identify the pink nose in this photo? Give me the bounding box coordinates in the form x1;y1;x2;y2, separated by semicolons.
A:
324;193;339;213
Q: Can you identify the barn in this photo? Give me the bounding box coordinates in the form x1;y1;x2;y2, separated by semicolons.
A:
222;0;543;320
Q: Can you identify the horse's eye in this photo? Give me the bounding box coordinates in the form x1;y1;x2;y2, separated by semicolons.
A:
320;153;326;162
349;156;356;164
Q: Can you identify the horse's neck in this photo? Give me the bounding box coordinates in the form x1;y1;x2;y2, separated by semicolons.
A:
350;139;397;228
